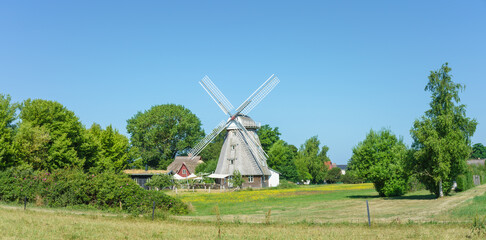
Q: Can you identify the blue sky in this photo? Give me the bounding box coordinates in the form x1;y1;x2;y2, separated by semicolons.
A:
1;1;485;164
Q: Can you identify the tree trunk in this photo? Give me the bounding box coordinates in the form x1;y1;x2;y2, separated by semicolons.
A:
439;180;444;198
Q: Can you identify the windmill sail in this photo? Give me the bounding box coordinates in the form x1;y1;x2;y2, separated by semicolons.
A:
188;74;279;187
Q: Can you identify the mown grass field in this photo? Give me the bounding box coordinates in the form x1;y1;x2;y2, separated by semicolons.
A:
0;206;479;240
1;183;486;239
170;183;486;224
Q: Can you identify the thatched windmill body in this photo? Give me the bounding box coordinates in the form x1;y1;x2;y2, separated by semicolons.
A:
189;75;279;188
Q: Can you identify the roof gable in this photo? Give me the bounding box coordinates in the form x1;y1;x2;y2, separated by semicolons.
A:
167;156;203;174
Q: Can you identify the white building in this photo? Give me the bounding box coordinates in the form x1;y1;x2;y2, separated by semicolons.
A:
268;168;280;187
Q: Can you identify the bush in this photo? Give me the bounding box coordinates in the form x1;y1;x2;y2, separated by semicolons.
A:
276;180;296;189
456;171;474;192
324;167;342;184
408;175;426;192
380;178;408;197
0;167;188;215
145;174;173;190
340;172;363;184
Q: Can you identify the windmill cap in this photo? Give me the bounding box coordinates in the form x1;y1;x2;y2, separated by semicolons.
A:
227;114;261;130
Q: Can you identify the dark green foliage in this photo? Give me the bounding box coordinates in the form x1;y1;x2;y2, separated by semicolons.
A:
257;124;281;152
325;167;342;184
267;140;299;182
340;171;364;184
408;175;426;192
86;124;130;173
145;174;173;190
17;99;92;171
456;165;486;192
410;63;477;197
197;130;226;174
349;129;408;197
0;167;187;214
0;94;19;169
127;104;204;169
294;136;330;184
455;172;473;192
195;159;217;174
472;143;486;159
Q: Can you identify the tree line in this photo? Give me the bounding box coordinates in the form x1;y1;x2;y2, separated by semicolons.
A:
0;94;333;182
0;63;483;198
348;63;482;198
0;98;135;173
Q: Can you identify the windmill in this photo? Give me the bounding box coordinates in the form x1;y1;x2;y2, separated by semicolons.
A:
189;74;279;188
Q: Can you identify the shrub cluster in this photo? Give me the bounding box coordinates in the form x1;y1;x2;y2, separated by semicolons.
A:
456;171;474;192
456;165;486;192
0;167;187;215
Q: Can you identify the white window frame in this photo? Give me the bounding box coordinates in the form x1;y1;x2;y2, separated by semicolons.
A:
248;175;254;183
182;169;186;175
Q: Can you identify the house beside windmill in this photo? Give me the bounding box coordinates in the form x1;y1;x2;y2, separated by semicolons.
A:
123;169;169;190
167;156;204;178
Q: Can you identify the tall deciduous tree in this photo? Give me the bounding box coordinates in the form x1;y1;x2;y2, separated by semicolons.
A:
349;129;408;197
471;143;486;159
325;167;342;184
14;122;50;169
410;63;477;197
257;124;281;152
126;104;204;169
0;94;18;169
86;124;130;173
294;136;330;184
267;140;299;181
18;99;93;170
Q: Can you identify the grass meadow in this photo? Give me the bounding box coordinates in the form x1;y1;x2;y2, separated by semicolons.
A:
2;183;486;239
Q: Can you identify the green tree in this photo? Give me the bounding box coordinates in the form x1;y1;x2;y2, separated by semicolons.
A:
349;129;408;197
126;104;204;169
257;124;281;152
195;159;218;174
325;167;342;184
410;63;477;197
230;170;244;189
145;174;173;190
86;124;130;173
0;94;18;169
267;140;299;181
294;136;330;184
196;130;226;174
14;122;50;170
471;143;486;159
18;99;93;170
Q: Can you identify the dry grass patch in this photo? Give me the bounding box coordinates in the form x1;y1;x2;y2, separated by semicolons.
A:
0;206;478;240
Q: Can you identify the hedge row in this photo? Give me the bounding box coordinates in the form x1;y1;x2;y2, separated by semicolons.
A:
455;165;486;192
0;167;188;215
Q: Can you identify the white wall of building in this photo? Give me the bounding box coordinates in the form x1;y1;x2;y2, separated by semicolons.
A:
268;169;280;187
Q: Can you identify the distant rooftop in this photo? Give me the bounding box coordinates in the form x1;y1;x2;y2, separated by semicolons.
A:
336;165;348;170
467;159;485;166
123;169;169;176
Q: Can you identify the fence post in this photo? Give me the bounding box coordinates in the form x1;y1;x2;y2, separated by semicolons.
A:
152;201;155;220
366;200;371;227
24;197;27;210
